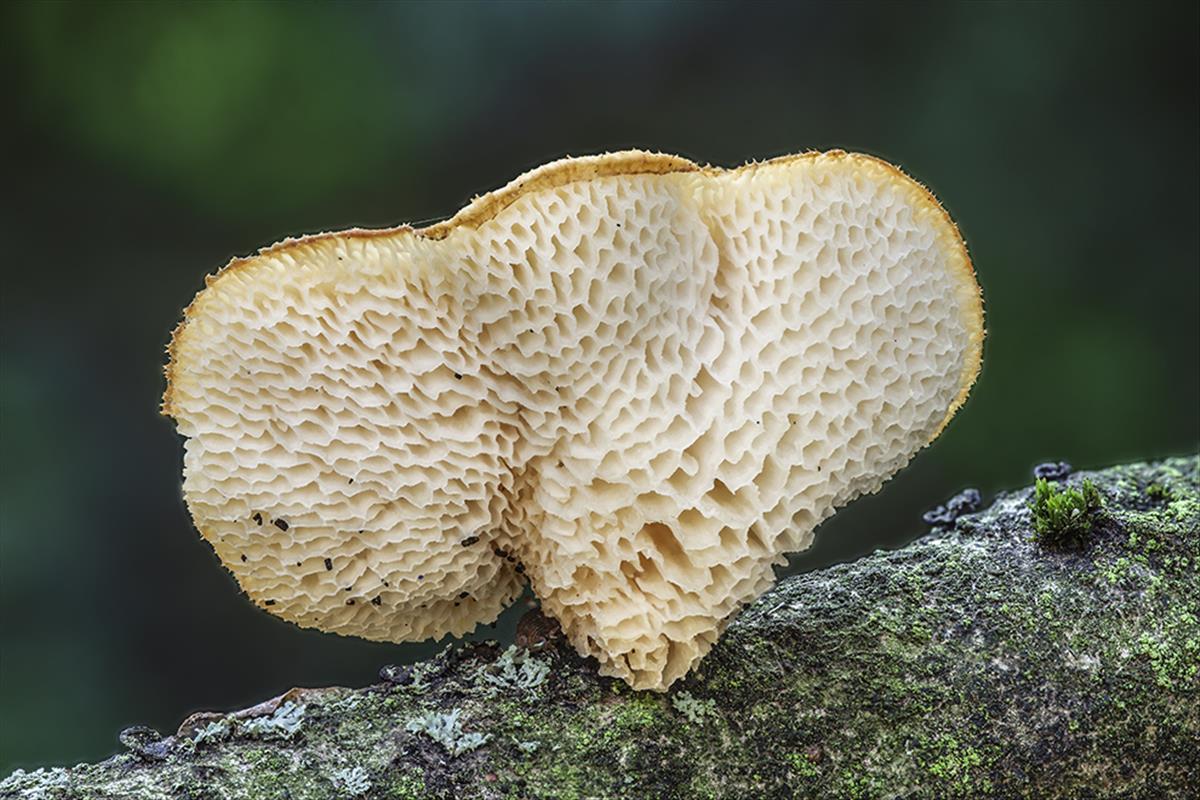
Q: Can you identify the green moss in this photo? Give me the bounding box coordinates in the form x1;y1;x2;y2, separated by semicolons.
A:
921;735;992;795
783;751;821;779
385;770;426;799
1167;495;1200;522
1145;482;1171;501
839;771;886;800
1031;478;1103;548
613;692;665;728
1135;607;1200;690
240;748;301;798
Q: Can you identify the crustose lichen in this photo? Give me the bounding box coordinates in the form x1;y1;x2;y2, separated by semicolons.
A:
1030;478;1103;548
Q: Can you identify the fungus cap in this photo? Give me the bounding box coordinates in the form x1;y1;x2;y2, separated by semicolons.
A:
164;150;984;691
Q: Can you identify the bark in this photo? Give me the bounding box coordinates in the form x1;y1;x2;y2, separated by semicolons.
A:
3;455;1197;800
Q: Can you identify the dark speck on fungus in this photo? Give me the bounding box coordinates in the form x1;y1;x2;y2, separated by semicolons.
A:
252;512;263;526
461;535;480;547
273;518;289;531
324;558;333;571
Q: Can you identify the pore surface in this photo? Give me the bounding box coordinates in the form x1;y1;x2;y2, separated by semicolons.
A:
166;151;982;690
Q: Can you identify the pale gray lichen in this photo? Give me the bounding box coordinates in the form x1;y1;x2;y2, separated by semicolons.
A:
329;766;371;797
405;709;492;756
515;738;541;754
671;690;717;724
192;718;231;746
241;701;305;740
407;660;441;692
323;694;363;715
479;645;551;698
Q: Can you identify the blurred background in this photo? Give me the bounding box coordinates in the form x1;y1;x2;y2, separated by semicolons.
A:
2;0;1196;774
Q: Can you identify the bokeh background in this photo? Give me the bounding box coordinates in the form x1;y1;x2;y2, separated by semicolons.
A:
2;0;1197;774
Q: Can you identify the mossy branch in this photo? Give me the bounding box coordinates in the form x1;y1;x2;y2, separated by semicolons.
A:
3;456;1197;800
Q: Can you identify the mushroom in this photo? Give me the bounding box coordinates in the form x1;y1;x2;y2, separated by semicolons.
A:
163;150;984;691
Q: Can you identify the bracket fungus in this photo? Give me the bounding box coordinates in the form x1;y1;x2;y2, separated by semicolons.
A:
163;150;984;691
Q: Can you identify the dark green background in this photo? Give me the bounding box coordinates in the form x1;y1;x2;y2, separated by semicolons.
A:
2;1;1197;774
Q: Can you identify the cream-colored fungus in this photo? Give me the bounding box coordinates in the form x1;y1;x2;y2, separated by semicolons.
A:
165;150;983;690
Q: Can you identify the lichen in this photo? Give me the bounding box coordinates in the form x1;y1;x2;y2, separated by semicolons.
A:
241;701;306;740
329;765;371;797
1135;607;1200;690
477;645;551;699
920;735;993;795
191;717;231;746
403;655;443;692
671;690;717;724
404;709;492;756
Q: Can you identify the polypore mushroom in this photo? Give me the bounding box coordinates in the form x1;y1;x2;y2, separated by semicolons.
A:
163;150;983;691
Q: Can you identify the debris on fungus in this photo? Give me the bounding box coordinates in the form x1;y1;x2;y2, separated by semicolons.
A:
1030;478;1103;548
163;149;984;691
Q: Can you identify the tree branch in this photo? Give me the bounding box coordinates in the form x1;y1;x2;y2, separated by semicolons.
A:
3;455;1197;799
